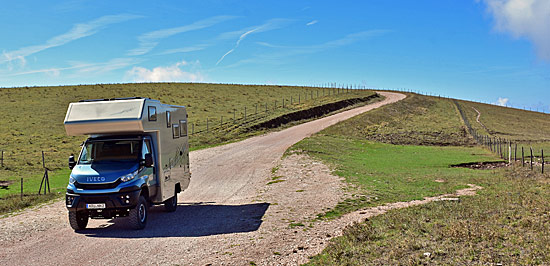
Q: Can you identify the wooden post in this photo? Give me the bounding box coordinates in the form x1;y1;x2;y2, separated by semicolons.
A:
283;98;285;108
521;146;525;167
514;143;517;162
20;178;23;199
1;150;3;167
206;118;209;132
508;142;512;164
530;147;533;170
255;104;258;115
265;102;268;113
244;106;247;120
542;149;545;174
220;116;223;127
290;96;293;105
299;94;301;104
234;109;236;123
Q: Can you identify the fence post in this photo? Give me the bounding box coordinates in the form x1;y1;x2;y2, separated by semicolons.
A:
20;178;23;199
265;102;268;113
206;118;209;132
1;150;3;167
255;104;258;115
221;116;223;127
514;143;517;162
508;142;512;164
521;146;525;167
234;109;236;123
192;123;194;135
530;147;533;170
299;94;301;104
542;149;545;174
244;106;247;120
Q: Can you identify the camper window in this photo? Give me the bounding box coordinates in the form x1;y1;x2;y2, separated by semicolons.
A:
179;120;187;137
166;111;171;127
148;106;157;121
172;124;180;138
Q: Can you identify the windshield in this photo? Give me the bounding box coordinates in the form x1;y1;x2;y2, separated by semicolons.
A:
79;140;141;164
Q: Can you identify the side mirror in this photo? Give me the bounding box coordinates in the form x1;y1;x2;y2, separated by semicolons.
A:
143;153;153;168
68;155;76;170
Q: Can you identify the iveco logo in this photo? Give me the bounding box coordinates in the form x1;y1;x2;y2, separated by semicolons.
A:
87;176;106;182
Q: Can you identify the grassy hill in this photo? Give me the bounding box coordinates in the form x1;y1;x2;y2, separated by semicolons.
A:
287;92;550;264
0;83;374;202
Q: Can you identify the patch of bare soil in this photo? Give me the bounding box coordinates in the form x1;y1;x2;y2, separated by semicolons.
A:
451;161;508;169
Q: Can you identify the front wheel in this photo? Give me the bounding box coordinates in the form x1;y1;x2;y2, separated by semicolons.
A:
129;195;148;230
68;211;88;231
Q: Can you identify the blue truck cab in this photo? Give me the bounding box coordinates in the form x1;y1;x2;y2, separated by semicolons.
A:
63;98;190;230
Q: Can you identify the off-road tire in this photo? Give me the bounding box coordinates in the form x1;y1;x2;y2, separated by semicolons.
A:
163;191;178;212
129;195;148;230
68;211;88;231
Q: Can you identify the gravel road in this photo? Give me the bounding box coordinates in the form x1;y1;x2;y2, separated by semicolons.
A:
0;92;405;265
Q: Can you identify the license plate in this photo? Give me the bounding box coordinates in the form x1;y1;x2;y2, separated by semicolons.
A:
86;203;106;209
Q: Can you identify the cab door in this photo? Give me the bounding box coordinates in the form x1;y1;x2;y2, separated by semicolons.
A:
141;137;156;191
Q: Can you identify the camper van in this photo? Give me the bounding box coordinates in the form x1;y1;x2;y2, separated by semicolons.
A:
63;97;190;230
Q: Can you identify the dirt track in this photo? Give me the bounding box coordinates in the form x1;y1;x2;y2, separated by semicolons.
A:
0;91;405;265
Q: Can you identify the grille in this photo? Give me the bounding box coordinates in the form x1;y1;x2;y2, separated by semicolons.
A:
75;179;121;190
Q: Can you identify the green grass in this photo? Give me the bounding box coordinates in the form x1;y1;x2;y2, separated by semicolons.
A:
322;93;474;146
288;91;550;264
307;166;550;265
0;193;60;216
0;168;70;197
459;100;550;142
291;135;498;219
0;83;373;195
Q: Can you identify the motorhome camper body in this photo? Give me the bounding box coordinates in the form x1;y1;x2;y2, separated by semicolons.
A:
64;98;190;230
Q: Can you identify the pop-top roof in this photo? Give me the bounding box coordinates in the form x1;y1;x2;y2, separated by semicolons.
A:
65;99;145;123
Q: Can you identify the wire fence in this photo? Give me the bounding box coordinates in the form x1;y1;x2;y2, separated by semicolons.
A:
188;85;370;136
0;150;50;198
454;100;547;174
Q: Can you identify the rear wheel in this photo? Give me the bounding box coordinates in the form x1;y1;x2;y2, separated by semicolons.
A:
129;195;148;230
163;190;178;212
68;211;88;231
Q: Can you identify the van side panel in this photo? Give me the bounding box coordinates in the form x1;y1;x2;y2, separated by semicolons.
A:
142;100;190;203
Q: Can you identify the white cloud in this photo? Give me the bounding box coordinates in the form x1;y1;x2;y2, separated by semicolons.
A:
216;18;293;65
496;97;509;106
157;44;208;55
4;57;141;77
306;20;318;26
482;0;550;61
1;14;142;66
224;30;389;69
128;16;237;56
125;60;204;82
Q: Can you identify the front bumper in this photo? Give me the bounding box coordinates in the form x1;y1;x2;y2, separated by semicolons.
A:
66;189;141;219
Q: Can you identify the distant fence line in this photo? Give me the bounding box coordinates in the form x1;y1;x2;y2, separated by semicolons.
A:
0;150;50;197
188;85;368;136
454;100;546;174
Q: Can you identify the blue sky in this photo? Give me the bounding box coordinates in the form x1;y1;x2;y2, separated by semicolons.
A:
1;0;549;111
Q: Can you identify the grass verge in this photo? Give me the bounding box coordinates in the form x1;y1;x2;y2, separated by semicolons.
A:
290;135;498;219
307;165;550;265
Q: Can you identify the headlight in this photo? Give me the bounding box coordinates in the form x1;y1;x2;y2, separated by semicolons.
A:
120;170;139;182
69;176;76;184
